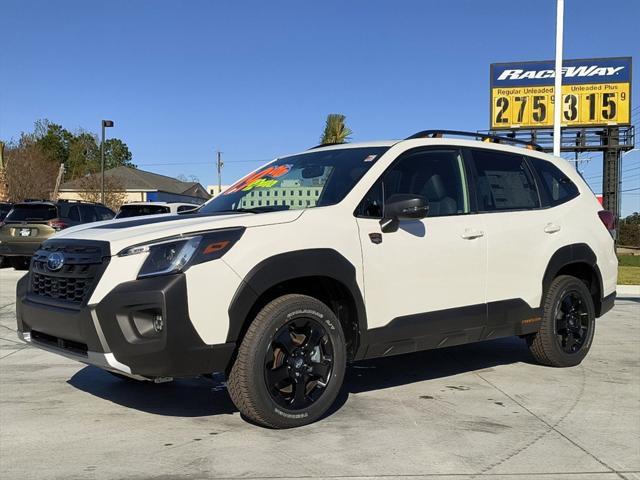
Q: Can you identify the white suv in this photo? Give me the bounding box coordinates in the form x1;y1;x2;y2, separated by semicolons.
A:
16;131;617;428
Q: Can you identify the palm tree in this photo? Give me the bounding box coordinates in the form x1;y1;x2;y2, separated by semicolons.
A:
320;114;352;145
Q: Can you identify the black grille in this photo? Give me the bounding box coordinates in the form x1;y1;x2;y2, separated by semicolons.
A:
29;241;109;306
31;330;88;356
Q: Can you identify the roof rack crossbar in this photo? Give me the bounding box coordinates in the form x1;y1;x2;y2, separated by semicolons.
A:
405;129;543;151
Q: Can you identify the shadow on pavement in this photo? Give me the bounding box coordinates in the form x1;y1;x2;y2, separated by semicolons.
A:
68;369;236;417
68;336;533;419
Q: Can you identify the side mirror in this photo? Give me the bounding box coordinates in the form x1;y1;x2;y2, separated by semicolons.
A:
379;194;428;233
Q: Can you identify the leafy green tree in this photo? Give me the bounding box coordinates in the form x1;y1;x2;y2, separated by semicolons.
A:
320;114;352;145
25;119;135;180
34;120;73;164
103;138;134;170
66;131;101;177
619;212;640;246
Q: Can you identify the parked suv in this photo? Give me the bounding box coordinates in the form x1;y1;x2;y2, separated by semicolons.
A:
16;131;617;428
1;200;114;269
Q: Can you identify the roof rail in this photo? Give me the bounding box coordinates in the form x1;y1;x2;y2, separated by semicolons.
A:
57;199;105;206
404;130;543;151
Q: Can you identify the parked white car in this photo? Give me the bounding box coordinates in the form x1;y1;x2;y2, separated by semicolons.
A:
114;201;198;218
16;130;617;428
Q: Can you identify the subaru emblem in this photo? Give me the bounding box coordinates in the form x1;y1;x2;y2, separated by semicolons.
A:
46;252;65;271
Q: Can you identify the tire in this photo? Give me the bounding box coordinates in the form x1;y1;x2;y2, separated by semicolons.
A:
528;275;596;367
227;294;346;428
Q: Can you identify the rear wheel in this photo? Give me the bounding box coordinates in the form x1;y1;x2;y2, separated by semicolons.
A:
528;275;596;367
227;294;346;428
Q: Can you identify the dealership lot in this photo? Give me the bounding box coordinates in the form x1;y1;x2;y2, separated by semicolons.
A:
0;267;638;480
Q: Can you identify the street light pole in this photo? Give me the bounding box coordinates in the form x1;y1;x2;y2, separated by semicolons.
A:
552;0;564;157
100;120;114;204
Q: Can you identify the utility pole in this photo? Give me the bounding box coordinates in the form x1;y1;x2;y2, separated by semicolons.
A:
52;163;66;200
552;0;564;157
216;151;224;195
602;127;621;232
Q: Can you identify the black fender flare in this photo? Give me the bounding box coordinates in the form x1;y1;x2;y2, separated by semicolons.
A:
541;243;604;310
226;249;368;352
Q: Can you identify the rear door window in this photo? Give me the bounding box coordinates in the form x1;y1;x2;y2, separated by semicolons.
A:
468;149;540;211
5;204;57;222
96;206;115;220
78;204;98;223
528;157;579;207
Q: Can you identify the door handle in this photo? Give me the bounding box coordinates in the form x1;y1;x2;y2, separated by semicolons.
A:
544;223;561;234
461;229;484;240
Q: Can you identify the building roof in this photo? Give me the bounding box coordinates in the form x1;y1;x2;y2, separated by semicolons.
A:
60;166;210;199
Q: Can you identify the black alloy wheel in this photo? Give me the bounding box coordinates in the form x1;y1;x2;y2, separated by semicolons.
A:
555;290;590;354
264;317;334;410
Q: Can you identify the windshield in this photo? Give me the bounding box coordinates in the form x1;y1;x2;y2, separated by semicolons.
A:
199;147;389;214
116;204;171;218
5;204;57;222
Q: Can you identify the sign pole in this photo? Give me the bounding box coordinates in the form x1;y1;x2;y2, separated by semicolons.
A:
552;0;564;157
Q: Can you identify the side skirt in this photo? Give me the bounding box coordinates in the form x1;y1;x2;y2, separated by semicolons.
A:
362;299;541;359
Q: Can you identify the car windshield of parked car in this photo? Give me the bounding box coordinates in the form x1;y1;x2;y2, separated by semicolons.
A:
5;204;57;222
116;204;171;218
199;147;389;214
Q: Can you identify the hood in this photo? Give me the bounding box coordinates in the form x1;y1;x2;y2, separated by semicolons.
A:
52;209;304;255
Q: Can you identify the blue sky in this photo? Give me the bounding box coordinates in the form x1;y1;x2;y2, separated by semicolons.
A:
1;0;638;215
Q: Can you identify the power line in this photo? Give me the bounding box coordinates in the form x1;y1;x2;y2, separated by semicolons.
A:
135;159;271;167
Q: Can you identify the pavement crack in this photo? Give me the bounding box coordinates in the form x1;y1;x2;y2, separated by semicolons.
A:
0;345;29;360
473;369;618;477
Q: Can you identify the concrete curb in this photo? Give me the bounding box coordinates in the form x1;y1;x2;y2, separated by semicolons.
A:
617;284;640;296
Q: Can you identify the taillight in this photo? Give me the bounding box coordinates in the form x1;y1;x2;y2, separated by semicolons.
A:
48;220;68;231
597;210;616;234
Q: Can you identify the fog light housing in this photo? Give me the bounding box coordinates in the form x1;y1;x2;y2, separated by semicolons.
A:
153;314;164;333
130;308;165;338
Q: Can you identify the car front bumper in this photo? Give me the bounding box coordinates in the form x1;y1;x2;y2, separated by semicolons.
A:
16;273;235;379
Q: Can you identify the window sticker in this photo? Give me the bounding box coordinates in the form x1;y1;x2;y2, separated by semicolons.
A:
224;164;291;194
363;154;377;162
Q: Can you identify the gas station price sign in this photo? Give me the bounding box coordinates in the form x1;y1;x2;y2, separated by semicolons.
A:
490;57;632;130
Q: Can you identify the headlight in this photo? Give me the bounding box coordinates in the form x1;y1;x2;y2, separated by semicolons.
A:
119;227;245;278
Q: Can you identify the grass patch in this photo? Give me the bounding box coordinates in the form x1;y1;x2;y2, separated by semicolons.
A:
618;266;640;285
618;255;640;267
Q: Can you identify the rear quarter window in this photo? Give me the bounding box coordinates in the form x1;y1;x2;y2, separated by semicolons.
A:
528;157;579;207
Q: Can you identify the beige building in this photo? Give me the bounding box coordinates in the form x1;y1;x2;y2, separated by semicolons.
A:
59;166;210;205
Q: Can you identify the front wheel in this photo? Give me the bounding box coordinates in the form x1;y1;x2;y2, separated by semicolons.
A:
227;294;346;428
528;275;596;367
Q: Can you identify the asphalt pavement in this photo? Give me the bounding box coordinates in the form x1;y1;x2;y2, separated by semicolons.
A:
1;267;638;480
